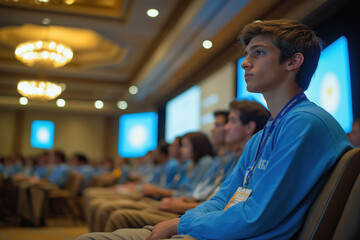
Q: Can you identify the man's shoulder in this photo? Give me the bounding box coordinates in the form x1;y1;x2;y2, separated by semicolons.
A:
285;100;339;127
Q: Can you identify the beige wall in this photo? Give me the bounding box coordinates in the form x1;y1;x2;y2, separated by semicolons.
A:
0;109;118;161
0;110;16;156
200;62;236;135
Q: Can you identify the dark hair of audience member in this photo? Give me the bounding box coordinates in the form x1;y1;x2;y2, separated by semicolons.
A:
53;150;66;163
75;153;89;164
183;131;215;163
214;110;230;124
230;100;270;133
158;140;169;156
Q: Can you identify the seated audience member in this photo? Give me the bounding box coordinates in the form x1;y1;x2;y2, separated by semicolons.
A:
128;151;155;183
112;156;131;185
32;151;50;179
17;150;70;226
84;141;174;203
45;150;70;188
84;141;177;230
72;153;95;193
97;100;270;232
141;132;214;199
87;133;213;232
210;110;230;157
1;155;23;180
77;19;352;240
11;156;35;182
348;118;360;148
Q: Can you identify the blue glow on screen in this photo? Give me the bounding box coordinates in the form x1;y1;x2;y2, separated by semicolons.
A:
306;36;353;132
236;56;267;107
237;36;353;132
118;112;158;158
30;120;55;149
165;85;201;143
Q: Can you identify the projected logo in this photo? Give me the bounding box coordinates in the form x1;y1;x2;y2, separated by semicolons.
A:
118;112;158;158
320;72;340;114
30;120;55;149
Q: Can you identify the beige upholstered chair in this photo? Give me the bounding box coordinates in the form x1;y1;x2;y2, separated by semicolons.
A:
47;171;84;221
296;148;360;240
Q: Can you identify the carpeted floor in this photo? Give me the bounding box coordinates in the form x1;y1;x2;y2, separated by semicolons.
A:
0;219;90;240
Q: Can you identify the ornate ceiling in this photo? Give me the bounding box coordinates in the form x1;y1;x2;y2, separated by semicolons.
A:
0;0;346;115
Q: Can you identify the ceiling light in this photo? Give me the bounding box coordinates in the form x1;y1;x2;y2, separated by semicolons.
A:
59;83;67;91
15;40;73;69
64;0;75;5
129;86;138;95
202;40;212;49
42;18;51;25
17;80;62;101
94;100;104;109
117;101;128;110
56;98;66;107
19;97;28;105
147;9;159;18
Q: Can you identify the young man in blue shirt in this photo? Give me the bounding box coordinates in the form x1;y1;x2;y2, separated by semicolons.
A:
77;19;352;240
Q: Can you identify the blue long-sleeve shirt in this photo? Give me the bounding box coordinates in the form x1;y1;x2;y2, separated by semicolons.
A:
48;163;70;188
160;158;179;189
173;155;213;198
178;100;352;240
75;165;95;192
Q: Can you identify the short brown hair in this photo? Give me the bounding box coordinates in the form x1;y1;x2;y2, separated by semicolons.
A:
183;131;215;163
229;100;270;133
239;19;322;91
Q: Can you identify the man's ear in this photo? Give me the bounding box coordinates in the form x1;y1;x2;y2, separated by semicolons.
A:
285;53;304;71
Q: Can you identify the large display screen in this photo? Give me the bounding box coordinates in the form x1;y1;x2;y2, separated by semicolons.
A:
118;112;158;158
30;120;55;149
237;36;353;132
165;85;201;143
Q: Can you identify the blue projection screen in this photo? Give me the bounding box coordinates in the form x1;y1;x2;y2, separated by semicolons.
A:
30;120;55;149
237;36;353;132
165;85;201;143
118;112;158;158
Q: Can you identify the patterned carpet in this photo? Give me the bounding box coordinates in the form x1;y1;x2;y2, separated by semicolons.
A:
0;219;89;240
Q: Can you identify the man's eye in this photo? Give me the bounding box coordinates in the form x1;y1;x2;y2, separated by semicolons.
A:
255;50;264;56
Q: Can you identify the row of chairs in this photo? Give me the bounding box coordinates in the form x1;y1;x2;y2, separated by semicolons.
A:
1;148;359;239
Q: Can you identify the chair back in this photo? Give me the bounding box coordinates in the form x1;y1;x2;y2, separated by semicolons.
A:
297;148;360;240
332;173;360;240
64;171;84;197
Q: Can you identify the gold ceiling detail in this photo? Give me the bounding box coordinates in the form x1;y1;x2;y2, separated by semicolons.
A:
0;0;133;20
0;24;128;69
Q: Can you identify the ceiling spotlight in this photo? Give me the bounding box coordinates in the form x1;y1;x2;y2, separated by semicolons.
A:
94;100;104;109
19;97;28;105
59;83;66;91
117;101;128;110
56;98;66;107
42;18;51;25
147;9;159;18
129;86;138;95
202;40;212;49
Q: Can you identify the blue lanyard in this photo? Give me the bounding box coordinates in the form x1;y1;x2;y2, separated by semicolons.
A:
244;92;307;186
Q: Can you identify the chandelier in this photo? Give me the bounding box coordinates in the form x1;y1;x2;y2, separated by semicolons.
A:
17;80;62;101
15;40;73;69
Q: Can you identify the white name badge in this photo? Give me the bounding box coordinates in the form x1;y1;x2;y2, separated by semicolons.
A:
224;187;252;210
